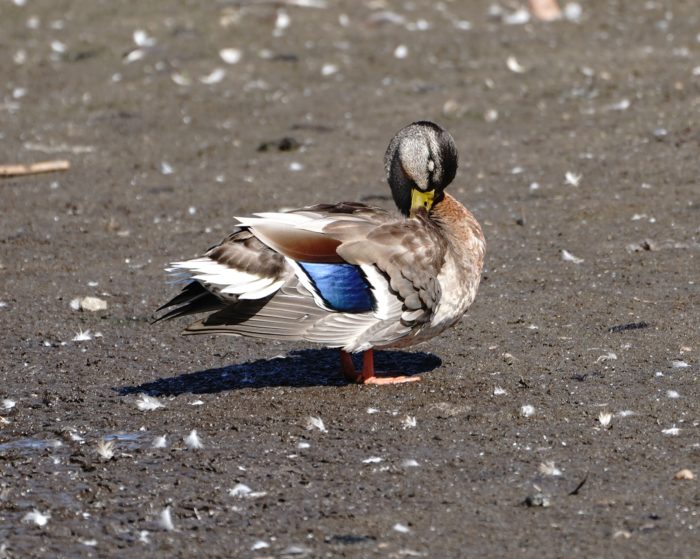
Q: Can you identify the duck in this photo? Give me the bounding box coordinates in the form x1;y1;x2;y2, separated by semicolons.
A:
156;121;485;384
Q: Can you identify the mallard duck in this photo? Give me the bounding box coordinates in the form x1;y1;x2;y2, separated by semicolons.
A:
157;121;485;384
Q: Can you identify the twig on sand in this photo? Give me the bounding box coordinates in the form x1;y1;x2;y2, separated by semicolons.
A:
0;160;70;178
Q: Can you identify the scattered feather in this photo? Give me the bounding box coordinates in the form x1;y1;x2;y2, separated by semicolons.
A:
662;426;680;436
160;161;173;175
133;29;156;48
539;461;562;476
617;410;635;417
51;40;67;54
393;523;410;533
402;459;420;468
69;431;85;443
564;171;582;186
564;2;583;22
229;483;252;497
184;429;203;449
503;8;530;25
171;72;191;86
506;55;526;73
96;439;115;460
402;415;417;429
286;0;326;7
138;531;151;544
124;49;145;63
321;63;338;76
251;541;270;550
275;10;290;33
595;352;617;363
493;386;507;396
297;441;310;449
14;49;27;65
367;407;380;414
136;394;164;411
12;87;32;99
561;249;584;264
280;545;311;556
671;360;689;368
598;412;612;427
22;510;50;527
666;390;680;399
521;404;535;418
152;435;167;448
79;539;97;547
2;399;16;410
200;68;226;85
229;483;267;498
289;161;304;172
72;329;92;342
157;507;175;531
604;99;630;111
219;48;242;65
189;400;204;406
306;416;327;432
484;109;499;122
362;456;383;464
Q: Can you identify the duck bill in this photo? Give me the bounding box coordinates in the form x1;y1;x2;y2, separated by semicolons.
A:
410;189;435;217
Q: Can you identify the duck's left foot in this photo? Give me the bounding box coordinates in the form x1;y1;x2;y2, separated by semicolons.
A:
363;374;421;385
339;349;421;385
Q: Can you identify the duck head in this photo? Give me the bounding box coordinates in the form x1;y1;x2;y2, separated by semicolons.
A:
384;121;458;218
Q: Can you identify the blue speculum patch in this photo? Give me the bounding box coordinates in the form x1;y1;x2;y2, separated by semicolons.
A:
298;262;374;312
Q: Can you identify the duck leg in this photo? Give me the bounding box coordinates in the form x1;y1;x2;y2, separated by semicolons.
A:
339;349;421;384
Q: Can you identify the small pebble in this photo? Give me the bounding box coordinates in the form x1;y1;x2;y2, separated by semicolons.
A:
524;493;550;507
219;48;242;65
521;404;535;418
673;469;694;481
394;45;408;59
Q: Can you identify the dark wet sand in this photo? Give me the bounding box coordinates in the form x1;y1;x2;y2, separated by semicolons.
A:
1;1;698;557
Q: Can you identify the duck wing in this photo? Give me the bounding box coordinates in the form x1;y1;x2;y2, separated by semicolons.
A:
330;214;447;327
154;227;291;322
158;204;446;351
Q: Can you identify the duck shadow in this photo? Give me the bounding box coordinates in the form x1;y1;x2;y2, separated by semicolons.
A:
118;349;442;396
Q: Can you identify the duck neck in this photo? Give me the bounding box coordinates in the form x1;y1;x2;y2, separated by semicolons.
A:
431;193;485;261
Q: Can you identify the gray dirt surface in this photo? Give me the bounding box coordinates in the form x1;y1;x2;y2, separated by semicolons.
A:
1;1;698;558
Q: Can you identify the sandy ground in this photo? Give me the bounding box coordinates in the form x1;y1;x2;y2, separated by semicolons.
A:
1;1;699;557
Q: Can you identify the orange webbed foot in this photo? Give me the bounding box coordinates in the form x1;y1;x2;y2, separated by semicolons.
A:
339;349;421;385
362;374;421;385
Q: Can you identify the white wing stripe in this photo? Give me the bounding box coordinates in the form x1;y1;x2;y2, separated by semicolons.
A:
167;257;283;300
360;265;403;321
